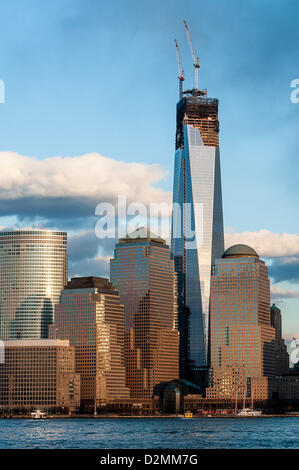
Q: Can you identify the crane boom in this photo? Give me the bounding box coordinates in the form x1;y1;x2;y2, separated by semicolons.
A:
183;20;199;90
175;39;183;77
174;38;184;100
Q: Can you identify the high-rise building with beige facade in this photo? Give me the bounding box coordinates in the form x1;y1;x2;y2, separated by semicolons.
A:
0;230;67;339
110;227;179;399
0;339;80;411
207;244;275;402
50;277;129;408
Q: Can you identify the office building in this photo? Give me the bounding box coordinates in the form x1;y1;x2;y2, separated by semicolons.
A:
207;244;275;402
0;230;67;339
171;87;224;376
50;277;129;407
0;339;80;411
270;304;289;376
110;227;179;399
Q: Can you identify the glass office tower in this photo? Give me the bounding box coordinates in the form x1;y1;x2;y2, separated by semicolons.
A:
171;91;224;376
0;230;67;339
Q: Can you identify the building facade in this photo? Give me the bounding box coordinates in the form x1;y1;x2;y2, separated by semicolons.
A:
270;304;289;376
0;230;67;339
171;90;224;376
207;244;276;402
0;339;80;411
50;277;129;407
110;227;179;399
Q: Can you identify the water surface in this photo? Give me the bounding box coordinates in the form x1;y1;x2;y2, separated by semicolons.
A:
0;417;297;449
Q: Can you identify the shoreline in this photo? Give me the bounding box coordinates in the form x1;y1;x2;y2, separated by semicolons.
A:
2;413;299;420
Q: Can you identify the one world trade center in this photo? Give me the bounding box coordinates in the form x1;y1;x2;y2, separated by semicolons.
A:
171;26;224;382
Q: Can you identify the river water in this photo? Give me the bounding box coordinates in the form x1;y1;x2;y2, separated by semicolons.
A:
0;417;298;449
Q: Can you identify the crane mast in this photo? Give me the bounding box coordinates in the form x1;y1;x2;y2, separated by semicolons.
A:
174;39;185;100
183;20;200;90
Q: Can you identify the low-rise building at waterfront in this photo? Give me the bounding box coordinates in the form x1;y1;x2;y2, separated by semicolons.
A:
0;339;80;412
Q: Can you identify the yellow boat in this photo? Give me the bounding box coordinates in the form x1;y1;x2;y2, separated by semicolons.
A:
184;411;193;418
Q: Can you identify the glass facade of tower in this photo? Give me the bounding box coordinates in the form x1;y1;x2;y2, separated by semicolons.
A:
171;93;224;373
110;230;179;399
0;230;67;339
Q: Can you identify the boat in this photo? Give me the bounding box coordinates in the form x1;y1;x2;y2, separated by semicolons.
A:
235;383;262;416
30;410;46;419
236;408;262;417
184;411;193;418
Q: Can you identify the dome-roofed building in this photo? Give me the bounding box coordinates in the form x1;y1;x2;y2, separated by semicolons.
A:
222;244;259;259
208;241;275;404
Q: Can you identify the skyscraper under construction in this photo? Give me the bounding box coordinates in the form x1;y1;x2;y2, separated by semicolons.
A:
171;23;224;381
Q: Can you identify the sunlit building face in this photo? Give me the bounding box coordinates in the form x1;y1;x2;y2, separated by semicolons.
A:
0;230;67;339
110;228;179;399
208;245;275;401
51;276;130;405
0;339;80;410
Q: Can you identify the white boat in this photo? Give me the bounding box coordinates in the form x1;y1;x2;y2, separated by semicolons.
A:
236;408;262;417
31;410;46;419
235;383;262;416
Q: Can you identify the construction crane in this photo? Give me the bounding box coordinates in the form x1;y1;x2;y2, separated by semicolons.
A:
174;39;184;100
183;19;199;90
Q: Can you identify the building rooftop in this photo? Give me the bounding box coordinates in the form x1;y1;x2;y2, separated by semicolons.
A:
119;226;165;244
271;303;281;312
64;276;117;292
222;244;259;259
2;339;70;347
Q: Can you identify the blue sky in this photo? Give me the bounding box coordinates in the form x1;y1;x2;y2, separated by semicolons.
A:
0;0;298;336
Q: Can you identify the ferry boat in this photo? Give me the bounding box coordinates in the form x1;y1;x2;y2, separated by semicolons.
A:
236;408;262;417
30;410;46;420
184;411;193;418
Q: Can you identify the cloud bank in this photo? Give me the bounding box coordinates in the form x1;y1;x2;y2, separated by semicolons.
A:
271;285;299;300
225;229;299;258
0;151;171;221
0;152;298;300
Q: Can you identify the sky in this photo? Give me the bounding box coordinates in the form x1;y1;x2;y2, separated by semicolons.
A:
0;0;298;337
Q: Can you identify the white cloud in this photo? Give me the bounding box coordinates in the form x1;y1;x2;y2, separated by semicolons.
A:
225;229;299;258
0;151;170;205
271;285;299;299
